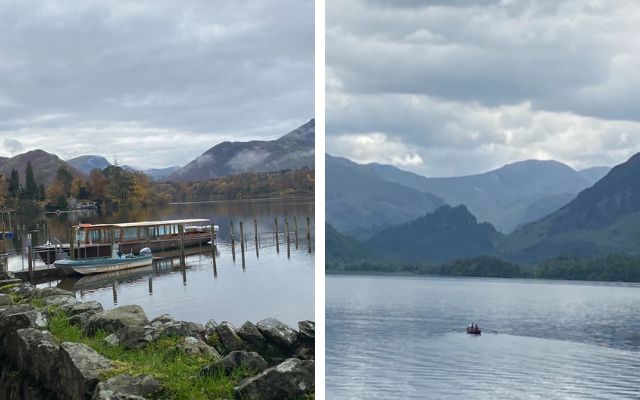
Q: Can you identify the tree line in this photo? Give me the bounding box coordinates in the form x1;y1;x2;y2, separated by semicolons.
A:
0;164;314;212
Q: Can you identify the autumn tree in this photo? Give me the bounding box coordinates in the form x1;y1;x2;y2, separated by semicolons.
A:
56;166;74;196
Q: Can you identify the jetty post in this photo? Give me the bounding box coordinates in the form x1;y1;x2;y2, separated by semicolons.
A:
254;219;259;257
294;216;299;249
109;227;115;257
1;218;5;254
178;224;186;268
148;277;153;295
26;233;33;282
240;221;245;268
275;218;280;253
145;227;151;248
209;223;217;270
285;218;291;258
306;217;312;253
230;221;236;261
69;227;75;260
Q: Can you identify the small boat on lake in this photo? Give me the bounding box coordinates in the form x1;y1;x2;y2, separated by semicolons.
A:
466;323;481;335
53;248;154;275
36;219;218;264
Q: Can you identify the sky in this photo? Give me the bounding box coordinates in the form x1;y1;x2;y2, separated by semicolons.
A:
0;0;314;169
326;0;640;177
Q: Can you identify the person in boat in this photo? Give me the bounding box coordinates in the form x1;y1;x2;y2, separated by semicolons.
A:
112;242;121;259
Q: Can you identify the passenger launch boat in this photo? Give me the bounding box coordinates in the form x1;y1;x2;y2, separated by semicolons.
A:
36;219;218;264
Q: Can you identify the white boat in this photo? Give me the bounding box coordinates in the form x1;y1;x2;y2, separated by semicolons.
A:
53;250;153;275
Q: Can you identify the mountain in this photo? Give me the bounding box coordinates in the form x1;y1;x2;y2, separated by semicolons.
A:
168;119;315;182
326;223;378;264
326;154;445;239
66;155;112;174
144;166;181;181
367;205;503;263
0;149;83;186
579;166;611;182
499;153;640;262
370;159;601;233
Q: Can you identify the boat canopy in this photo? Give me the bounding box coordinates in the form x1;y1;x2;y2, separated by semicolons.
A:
75;219;211;229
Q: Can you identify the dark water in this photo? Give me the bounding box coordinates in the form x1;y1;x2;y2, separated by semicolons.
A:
3;198;314;326
326;274;640;399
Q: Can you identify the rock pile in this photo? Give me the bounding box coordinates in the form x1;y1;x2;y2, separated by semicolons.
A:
0;281;314;400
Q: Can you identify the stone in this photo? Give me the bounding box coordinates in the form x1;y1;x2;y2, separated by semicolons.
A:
0;306;47;341
298;320;315;342
0;278;21;286
30;287;74;299
104;334;120;347
61;301;104;316
147;319;204;340
204;319;218;337
215;321;244;353
57;342;113;400
6;328;60;391
201;351;268;376
85;305;149;335
237;321;268;352
233;358;315;400
177;336;220;358
256;318;298;353
117;325;151;350
93;374;161;400
0;294;13;305
42;295;77;306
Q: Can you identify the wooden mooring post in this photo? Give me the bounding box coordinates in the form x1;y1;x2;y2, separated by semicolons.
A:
27;233;33;282
254;219;259;257
178;224;186;268
69;227;76;260
230;221;236;261
285;218;291;259
274;218;280;253
306;217;312;253
210;223;217;270
294;216;299;249
240;221;245;268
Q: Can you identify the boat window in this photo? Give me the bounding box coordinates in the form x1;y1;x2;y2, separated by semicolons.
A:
157;225;165;236
172;224;178;234
123;227;138;240
75;229;86;243
113;228;122;242
89;230;100;243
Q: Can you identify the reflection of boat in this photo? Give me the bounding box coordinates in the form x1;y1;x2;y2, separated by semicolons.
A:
36;219;218;263
53;252;153;275
58;265;154;291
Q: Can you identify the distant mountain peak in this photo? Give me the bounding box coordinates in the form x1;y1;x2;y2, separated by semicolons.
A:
168;119;315;182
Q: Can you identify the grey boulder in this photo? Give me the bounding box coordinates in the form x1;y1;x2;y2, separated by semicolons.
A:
256;318;298;352
57;342;113;400
85;305;149;335
201;350;268;376
233;358;314;400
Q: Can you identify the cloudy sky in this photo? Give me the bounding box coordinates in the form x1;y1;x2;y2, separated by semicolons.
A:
0;0;313;169
327;0;640;177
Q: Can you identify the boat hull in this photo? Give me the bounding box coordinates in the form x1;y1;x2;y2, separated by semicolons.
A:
54;255;154;275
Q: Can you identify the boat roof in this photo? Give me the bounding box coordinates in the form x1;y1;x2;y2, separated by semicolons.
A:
76;219;211;229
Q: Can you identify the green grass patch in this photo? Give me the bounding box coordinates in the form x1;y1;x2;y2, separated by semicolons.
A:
46;309;253;400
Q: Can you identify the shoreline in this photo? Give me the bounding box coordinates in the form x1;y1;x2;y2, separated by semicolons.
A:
0;269;315;400
325;269;640;287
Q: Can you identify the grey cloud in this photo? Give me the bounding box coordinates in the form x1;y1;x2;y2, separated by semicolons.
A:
327;0;640;176
0;0;313;167
2;138;24;155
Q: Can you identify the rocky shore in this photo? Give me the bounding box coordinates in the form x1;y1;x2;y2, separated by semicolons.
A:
0;270;315;400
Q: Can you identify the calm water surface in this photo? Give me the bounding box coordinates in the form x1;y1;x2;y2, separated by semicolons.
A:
3;198;314;326
326;274;640;399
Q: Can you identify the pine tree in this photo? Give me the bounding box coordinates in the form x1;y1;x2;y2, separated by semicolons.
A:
24;161;38;200
8;170;19;198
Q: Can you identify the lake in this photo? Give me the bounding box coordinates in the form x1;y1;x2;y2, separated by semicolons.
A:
326;274;640;399
1;198;314;327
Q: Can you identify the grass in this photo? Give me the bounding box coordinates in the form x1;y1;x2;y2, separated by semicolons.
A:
46;308;253;400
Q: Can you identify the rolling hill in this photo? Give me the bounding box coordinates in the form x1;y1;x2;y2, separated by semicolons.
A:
499;153;640;262
326;154;445;239
0;149;83;186
367;205;503;263
66;155;111;174
369;159;605;233
168;119;315;182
